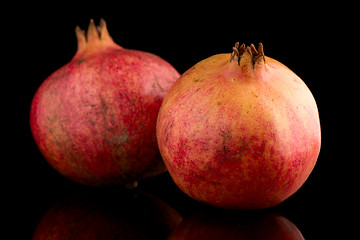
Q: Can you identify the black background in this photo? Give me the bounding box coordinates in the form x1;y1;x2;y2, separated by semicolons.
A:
6;2;355;239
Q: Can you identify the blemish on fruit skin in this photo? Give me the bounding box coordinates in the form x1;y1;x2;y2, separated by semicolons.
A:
111;134;129;145
76;59;86;66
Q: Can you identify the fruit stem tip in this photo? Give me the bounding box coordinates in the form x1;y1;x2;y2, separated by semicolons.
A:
74;18;115;46
230;42;265;66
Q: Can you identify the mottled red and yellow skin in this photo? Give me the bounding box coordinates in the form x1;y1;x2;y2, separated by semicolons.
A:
156;44;321;209
30;19;180;186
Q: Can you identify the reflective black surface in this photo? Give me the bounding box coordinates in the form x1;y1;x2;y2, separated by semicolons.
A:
8;3;353;239
11;167;351;239
32;187;182;239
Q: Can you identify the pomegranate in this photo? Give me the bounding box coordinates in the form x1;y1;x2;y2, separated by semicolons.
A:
30;19;180;186
156;43;321;209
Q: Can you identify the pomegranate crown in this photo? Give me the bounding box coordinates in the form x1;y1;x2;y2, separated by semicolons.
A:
230;42;265;66
74;18;122;58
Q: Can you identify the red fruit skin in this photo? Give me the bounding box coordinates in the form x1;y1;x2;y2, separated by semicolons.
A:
30;20;180;186
156;47;321;209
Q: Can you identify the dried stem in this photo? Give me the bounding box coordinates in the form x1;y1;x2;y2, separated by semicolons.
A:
230;42;265;65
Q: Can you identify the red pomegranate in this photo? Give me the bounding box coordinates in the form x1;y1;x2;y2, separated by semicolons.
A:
156;43;321;209
30;19;180;186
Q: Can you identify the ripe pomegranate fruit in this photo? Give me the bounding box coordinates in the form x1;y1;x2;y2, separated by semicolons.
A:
30;19;180;186
156;43;321;209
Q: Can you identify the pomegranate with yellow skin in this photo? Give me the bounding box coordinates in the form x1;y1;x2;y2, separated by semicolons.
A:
156;43;321;209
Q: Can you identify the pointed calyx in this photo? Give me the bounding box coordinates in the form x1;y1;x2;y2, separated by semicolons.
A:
74;18;122;58
230;42;265;67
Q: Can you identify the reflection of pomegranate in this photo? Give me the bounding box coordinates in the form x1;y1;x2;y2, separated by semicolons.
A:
30;19;180;186
32;189;182;240
157;43;321;209
167;211;304;240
